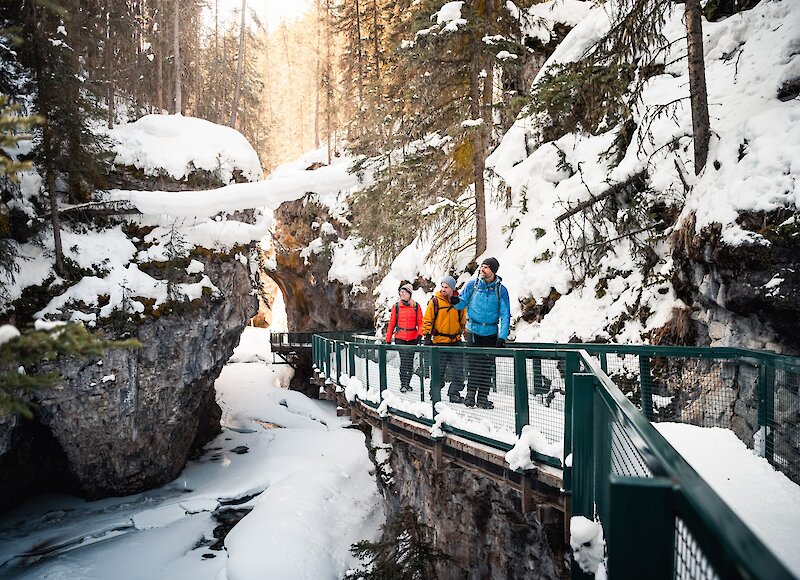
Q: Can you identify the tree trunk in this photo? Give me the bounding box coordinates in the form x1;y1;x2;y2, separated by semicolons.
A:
229;0;247;127
173;0;181;114
325;0;333;164
470;0;495;259
355;0;364;124
65;2;84;202
47;171;66;278
156;0;163;112
471;49;487;259
214;0;219;123
30;7;66;277
314;0;321;150
685;0;710;174
372;0;379;82
106;9;114;129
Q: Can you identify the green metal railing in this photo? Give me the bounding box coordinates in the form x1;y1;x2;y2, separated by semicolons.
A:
310;334;797;579
271;330;369;351
572;357;793;579
515;342;800;487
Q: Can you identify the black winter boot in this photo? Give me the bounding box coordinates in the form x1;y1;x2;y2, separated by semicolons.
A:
464;392;476;407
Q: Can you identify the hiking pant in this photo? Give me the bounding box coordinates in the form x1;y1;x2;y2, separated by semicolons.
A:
439;341;465;397
395;338;418;389
466;332;497;402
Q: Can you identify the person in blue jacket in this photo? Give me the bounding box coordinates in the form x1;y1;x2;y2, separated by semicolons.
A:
450;257;510;408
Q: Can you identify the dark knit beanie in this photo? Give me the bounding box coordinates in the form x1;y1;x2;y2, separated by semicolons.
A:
481;257;499;274
399;283;413;294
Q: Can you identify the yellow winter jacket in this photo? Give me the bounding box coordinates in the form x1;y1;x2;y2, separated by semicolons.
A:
421;291;466;344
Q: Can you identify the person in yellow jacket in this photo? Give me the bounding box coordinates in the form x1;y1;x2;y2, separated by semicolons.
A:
421;275;467;403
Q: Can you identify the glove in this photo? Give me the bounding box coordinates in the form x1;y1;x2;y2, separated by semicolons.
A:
496;338;505;348
449;295;460;305
423;335;433;345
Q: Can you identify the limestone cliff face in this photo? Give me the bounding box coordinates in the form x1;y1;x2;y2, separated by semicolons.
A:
383;440;566;579
672;211;800;354
269;198;376;332
266;197;377;397
0;256;256;512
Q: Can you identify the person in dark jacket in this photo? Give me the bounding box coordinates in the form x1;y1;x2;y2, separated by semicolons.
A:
385;283;423;392
451;257;511;408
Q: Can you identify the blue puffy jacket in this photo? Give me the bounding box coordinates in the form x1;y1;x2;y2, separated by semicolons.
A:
454;275;510;339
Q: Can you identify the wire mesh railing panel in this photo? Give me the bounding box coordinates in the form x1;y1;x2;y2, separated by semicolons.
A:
527;357;566;445
416;347;518;445
771;366;800;485
604;353;642;406
609;420;653;479
592;396;653;530
353;346;382;405
384;346;434;420
647;357;737;428
458;349;516;437
674;518;720;580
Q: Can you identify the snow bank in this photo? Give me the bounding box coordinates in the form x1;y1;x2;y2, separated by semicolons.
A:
0;328;385;579
110;114;263;183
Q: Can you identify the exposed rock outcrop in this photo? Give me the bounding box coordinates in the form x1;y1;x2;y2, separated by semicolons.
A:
672;211;800;353
0;255;256;512
270;197;375;332
268;197;376;397
381;439;566;579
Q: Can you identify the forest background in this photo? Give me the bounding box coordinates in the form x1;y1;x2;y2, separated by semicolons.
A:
2;0;570;278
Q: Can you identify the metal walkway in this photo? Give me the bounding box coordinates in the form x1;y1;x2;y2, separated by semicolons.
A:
304;332;799;579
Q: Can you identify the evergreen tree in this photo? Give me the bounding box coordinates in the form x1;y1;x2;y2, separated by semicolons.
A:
21;0;110;204
349;506;449;580
0;94;42;304
0;85;137;418
532;0;710;174
350;0;535;265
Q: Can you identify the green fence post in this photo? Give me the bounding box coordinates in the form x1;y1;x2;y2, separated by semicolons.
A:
429;348;441;409
599;352;608;373
563;352;580;494
572;372;595;518
758;358;776;465
348;342;356;378
365;347;371;390
571;372;596;580
514;351;530;436
418;346;427;399
639;354;654;421
335;341;343;382
324;340;331;379
379;346;387;398
608;476;674;580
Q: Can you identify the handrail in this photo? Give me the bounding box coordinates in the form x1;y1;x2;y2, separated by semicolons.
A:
575;351;794;579
311;334;798;579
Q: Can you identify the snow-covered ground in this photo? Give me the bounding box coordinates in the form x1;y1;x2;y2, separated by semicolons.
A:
0;328;798;577
657;422;800;574
0;327;384;580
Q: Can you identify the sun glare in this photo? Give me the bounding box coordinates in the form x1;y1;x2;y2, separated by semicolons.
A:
213;0;313;31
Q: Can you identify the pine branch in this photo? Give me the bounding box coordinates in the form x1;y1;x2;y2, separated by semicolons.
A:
555;170;647;223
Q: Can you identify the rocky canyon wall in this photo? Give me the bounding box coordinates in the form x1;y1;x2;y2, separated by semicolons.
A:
0;245;256;513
